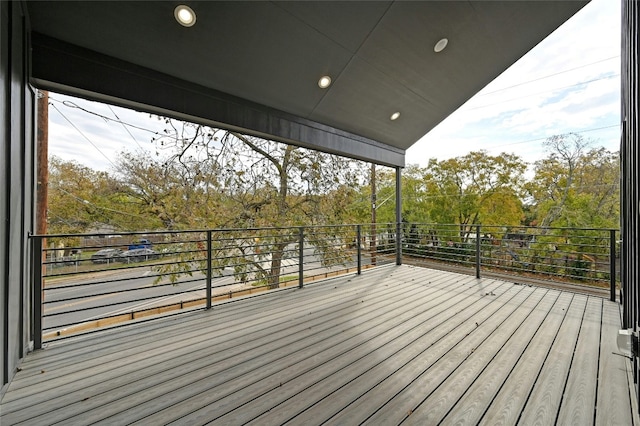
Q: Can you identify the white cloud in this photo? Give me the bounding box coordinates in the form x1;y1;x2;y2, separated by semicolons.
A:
48;0;620;172
408;0;620;166
48;94;165;172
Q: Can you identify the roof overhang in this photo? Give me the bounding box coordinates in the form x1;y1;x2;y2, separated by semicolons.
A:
26;1;589;167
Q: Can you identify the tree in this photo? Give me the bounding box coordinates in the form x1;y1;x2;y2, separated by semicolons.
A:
423;151;526;238
526;133;619;229
47;156;144;234
141;120;366;288
115;150;221;230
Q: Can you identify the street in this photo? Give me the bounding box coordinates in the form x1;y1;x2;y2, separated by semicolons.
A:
42;246;366;337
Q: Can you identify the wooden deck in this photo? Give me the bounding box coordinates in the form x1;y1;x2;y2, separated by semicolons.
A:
1;265;637;425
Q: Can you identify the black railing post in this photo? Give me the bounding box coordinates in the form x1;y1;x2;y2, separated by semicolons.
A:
299;227;304;288
395;166;402;266
396;222;402;265
356;225;362;275
610;229;616;302
206;230;212;309
476;225;481;279
32;236;43;350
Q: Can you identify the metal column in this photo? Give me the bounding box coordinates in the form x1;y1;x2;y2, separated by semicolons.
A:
396;166;402;265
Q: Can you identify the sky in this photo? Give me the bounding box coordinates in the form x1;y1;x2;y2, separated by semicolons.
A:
407;0;620;163
48;0;620;172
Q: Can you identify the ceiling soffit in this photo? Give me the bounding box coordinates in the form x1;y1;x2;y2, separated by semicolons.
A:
26;1;588;164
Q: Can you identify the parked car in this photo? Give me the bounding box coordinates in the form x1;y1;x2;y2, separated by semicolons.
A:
90;248;124;264
128;238;152;250
117;248;160;263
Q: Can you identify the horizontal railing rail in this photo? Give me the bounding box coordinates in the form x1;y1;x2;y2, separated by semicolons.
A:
402;223;619;300
30;222;619;348
30;223;397;347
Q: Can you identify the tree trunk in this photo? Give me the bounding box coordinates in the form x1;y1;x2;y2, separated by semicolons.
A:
268;241;288;289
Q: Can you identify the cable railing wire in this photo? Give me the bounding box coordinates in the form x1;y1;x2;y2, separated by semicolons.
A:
30;223;618;345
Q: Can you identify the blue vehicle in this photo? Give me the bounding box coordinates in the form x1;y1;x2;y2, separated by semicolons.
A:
128;238;152;250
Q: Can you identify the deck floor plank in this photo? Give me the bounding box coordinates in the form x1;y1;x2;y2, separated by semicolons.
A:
275;282;527;426
595;301;633;426
556;296;603;426
214;280;513;426
19;266;425;372
26;265;424;368
360;287;549;426
515;294;587;425
400;289;560;425
474;292;574;426
14;269;472;424
4;268;455;423
5;266;433;399
0;265;635;426
101;275;493;425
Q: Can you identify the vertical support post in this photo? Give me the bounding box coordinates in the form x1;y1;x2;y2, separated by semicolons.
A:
206;230;212;309
357;225;362;275
395;166;402;266
299;227;304;288
610;229;616;302
32;236;43;350
476;225;481;279
371;164;377;267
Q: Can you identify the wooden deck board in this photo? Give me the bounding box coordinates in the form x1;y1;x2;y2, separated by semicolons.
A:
596;301;634;425
280;282;524;426
6;277;417;403
556;296;602;425
8;266;430;393
5;267;450;423
101;273;487;425
20;266;422;370
401;289;559;425
0;265;636;426
515;294;587;425
361;286;548;425
222;280;510;426
475;292;574;426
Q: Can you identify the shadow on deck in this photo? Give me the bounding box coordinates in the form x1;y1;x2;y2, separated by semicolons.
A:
1;265;638;425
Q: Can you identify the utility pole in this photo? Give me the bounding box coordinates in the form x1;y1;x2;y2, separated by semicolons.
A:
371;163;377;266
36;90;49;269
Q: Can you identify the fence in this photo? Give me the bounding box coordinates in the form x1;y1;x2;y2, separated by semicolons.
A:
30;224;396;347
403;223;618;298
30;223;618;347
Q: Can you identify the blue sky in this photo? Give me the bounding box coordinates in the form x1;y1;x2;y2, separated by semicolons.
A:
49;0;619;171
407;0;620;164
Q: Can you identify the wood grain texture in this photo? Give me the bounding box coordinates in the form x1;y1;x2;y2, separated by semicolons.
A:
0;265;636;426
477;292;574;426
595;302;633;426
241;280;514;426
516;294;587;426
363;287;549;426
402;290;559;425
6;267;448;424
556;296;602;426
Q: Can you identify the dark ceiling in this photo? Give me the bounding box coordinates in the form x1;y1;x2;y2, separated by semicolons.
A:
26;1;588;166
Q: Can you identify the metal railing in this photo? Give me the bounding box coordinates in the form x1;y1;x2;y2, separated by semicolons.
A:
30;224;397;347
403;223;618;300
30;222;619;347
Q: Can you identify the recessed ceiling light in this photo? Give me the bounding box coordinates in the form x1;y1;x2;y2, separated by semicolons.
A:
174;5;196;27
318;75;332;89
390;112;400;121
434;38;448;53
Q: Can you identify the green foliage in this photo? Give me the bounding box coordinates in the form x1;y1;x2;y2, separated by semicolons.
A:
48;156;151;234
361;151;526;228
49;124;620;289
526;134;619;229
121;122;368;287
